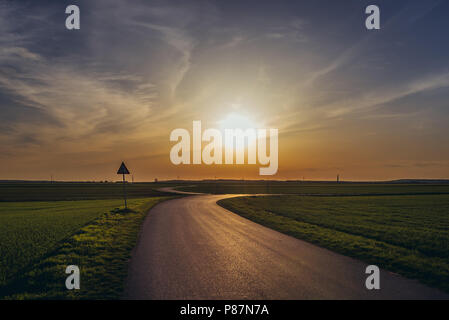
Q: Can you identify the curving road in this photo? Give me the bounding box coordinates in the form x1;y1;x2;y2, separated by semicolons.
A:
124;191;448;300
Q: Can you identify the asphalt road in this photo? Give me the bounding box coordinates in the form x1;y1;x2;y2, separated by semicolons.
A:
124;192;448;300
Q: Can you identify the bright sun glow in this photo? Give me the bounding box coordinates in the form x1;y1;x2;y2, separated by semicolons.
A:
218;113;257;130
218;113;260;150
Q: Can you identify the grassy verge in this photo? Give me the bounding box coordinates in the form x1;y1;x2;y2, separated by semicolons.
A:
218;194;449;293
1;197;172;299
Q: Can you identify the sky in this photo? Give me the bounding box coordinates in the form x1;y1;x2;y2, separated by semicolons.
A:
1;0;449;181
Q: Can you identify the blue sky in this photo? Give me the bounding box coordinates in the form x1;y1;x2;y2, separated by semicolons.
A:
1;0;448;180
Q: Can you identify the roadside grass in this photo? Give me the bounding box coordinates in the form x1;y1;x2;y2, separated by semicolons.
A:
0;197;172;299
218;194;449;293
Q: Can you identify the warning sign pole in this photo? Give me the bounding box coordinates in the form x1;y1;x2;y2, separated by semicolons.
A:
117;162;131;209
122;172;127;208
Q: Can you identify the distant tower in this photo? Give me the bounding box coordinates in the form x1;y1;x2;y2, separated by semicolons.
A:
337;174;340;183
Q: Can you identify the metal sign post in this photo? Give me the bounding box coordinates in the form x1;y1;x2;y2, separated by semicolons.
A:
117;162;130;209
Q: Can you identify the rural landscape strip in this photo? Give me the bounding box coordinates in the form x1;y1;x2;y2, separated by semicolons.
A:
0;182;173;201
178;183;449;196
0;196;173;299
2;182;448;299
217;194;449;293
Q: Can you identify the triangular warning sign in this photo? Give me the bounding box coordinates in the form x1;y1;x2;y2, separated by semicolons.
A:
117;162;130;174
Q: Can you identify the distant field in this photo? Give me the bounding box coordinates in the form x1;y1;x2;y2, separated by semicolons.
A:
179;182;449;195
0;182;172;201
4;181;449;201
0;197;171;299
218;194;449;292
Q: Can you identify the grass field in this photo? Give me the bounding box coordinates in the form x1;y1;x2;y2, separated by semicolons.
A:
0;182;173;201
0;197;171;299
2;181;449;298
179;181;449;195
218;194;449;292
0;199;127;287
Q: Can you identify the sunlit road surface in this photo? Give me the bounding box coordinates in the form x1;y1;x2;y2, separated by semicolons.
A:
124;190;449;300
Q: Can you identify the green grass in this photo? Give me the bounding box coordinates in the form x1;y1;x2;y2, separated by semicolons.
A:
179;182;449;195
0;197;171;299
218;194;449;292
0;199;127;287
0;182;172;201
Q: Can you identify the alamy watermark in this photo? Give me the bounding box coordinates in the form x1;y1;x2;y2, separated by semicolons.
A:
65;265;80;290
169;121;278;175
365;265;380;290
64;4;379;31
65;5;80;30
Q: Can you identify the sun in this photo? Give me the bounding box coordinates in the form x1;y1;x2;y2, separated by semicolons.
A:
218;113;257;130
218;113;260;150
